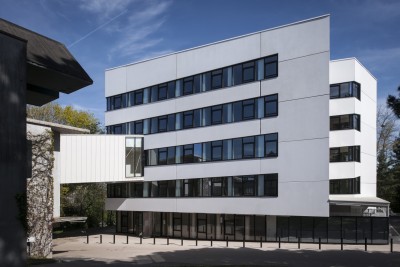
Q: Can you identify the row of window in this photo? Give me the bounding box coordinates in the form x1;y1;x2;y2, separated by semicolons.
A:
330;114;360;131
330;82;361;100
330;177;360;194
107;95;278;135
107;174;279;198
106;55;278;111
146;133;278;166
330;146;361;163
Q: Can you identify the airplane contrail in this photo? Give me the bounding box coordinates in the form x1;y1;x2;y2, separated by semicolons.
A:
68;10;128;48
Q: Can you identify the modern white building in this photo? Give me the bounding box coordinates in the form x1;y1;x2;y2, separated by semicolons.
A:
61;15;389;244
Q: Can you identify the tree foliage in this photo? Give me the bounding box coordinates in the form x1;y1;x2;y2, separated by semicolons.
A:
377;88;400;213
27;102;107;227
27;102;103;134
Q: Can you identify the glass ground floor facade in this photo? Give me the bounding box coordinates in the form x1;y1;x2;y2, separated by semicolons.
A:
115;211;389;244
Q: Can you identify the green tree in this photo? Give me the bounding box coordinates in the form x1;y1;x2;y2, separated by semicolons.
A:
27;102;109;227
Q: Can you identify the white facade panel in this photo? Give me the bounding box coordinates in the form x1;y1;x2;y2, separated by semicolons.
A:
105;67;127;97
261;52;329;101
126;54;177;92
176;34;260;78
60;135;144;183
260;17;329;61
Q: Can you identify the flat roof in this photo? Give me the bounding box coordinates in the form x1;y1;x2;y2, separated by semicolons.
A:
106;14;330;71
27;118;90;134
330;57;377;81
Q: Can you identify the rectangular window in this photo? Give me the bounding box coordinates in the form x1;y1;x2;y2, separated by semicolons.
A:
330;82;361;100
134;90;143;105
194;143;202;162
151;86;158;102
264;55;278;78
168;180;176;197
264;174;278;196
193;75;201;93
211;141;223;161
243;176;256;196
330;177;360;194
183;144;194;163
330;146;361;162
265;133;278;157
135;121;143;134
211;70;223;89
242;136;255;158
158;181;168;197
212;177;223;196
242;99;255;120
168;81;175;98
232;138;243;159
113;95;122;109
265;94;278;117
242;62;255;83
233;101;242;122
233;64;243;85
173;213;181;231
330;85;340;99
211;105;223;125
183;77;193;95
106;97;111;111
233;176;243;196
167;114;175;131
150;117;158;134
183;111;193;129
158;84;167;100
158;148;167;165
167;147;176;164
197;214;207;233
330;114;361;131
158;116;167;132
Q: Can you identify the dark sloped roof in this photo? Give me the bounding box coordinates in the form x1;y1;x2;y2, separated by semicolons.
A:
0;19;93;101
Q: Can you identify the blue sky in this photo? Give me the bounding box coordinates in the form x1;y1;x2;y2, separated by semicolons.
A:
1;0;399;125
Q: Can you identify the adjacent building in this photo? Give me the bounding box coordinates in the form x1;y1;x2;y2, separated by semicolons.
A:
60;15;389;244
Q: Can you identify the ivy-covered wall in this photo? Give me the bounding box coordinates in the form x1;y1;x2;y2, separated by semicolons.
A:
27;129;54;258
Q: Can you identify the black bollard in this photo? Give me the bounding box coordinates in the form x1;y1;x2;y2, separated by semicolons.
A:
153;236;156;245
298;237;300;249
365;237;367;251
167;236;169;245
391;238;393;253
87;234;89;244
341;238;343;250
243;236;245;248
196;238;198;246
100;235;102;244
211;237;213;247
226;237;228;247
260;237;262;248
113;234;115;244
126;234;129;244
181;238;183;246
278;236;281;248
318;237;321;250
140;236;142;244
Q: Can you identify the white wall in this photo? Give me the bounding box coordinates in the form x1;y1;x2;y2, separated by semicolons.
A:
60;135;144;184
105;16;331;217
329;59;377;196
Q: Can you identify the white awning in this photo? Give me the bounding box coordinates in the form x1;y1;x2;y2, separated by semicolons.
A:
329;195;390;206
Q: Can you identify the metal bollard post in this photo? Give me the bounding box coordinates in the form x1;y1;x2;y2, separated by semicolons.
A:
153;236;156;245
365;237;367;251
140;236;142;244
298;237;300;249
260;237;263;248
318;237;321;250
87;234;89;244
181;238;183;246
211;237;213;247
278;236;281;248
126;234;129;244
167;236;169;245
391;238;393;253
196;238;198;246
113;234;115;244
341;238;343;250
100;235;102;244
226;237;228;247
243;236;245;248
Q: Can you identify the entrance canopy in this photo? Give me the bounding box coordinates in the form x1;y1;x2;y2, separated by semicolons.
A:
329;195;390;217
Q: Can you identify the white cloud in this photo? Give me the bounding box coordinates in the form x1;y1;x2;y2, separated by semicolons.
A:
78;0;133;20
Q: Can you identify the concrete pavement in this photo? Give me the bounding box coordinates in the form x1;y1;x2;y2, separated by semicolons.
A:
35;235;400;266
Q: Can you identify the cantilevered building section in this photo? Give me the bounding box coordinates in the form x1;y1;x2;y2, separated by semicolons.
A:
98;15;388;244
